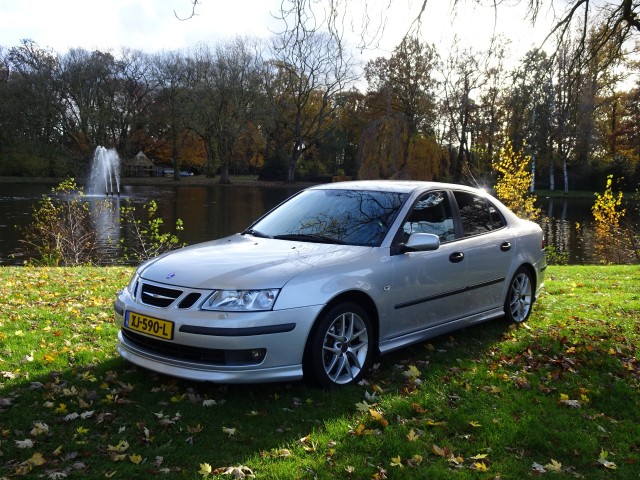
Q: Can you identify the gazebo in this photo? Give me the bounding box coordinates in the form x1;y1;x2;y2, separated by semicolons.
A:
124;151;155;177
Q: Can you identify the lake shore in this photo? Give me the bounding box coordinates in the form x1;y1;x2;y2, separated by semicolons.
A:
0;176;607;198
0;175;318;189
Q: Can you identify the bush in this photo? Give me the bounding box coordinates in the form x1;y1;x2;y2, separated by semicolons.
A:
118;199;185;263
18;179;186;266
17;179;106;266
592;175;629;264
492;139;541;222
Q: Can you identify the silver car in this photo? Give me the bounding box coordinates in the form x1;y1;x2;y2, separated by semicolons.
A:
114;181;546;387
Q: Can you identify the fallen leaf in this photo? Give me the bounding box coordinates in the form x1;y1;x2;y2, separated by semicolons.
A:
598;451;617;469
406;429;419;442
212;465;255;478
532;462;546;473
369;409;389;427
107;440;130;453
222;427;237;437
403;365;421;378
31;422;50;436
390;455;403;468
198;463;212;476
470;461;488;471
26;452;46;466
16;438;34;449
545;459;562;472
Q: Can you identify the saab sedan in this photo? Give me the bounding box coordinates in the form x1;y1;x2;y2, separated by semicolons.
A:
114;181;546;387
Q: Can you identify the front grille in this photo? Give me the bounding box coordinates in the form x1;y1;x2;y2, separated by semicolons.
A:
122;328;225;364
140;283;183;308
178;292;202;309
121;329;265;366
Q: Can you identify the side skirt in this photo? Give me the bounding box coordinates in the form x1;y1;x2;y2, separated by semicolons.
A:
378;307;504;355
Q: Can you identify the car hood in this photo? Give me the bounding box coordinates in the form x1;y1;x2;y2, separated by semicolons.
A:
138;233;369;290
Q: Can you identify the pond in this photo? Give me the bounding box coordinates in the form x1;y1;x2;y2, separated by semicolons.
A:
0;182;636;265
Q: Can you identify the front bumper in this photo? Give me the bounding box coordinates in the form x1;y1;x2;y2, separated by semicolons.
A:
114;288;323;383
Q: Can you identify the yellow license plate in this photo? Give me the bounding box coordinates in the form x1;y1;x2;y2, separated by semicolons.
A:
125;312;174;340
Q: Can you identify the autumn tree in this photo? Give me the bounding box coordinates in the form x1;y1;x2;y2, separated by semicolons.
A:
149;50;190;180
3;40;63;176
360;36;441;180
592;175;627;263
493;138;541;221
187;38;263;182
269;6;358;182
440;46;489;181
505;49;554;192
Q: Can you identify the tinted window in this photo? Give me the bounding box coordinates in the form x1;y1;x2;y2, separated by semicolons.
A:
252;189;408;246
453;191;505;237
402;191;455;242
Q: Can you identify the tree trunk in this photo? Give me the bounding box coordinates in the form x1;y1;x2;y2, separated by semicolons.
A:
530;152;536;193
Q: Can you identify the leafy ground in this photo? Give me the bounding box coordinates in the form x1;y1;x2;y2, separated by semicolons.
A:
0;265;638;479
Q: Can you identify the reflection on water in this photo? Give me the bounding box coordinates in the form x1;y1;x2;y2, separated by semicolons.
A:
0;183;637;265
0;183;302;265
539;196;593;264
88;196;122;258
538;196;638;264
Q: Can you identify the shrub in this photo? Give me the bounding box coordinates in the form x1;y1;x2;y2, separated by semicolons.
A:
592;175;628;264
18;179;106;266
18;179;186;265
118;199;184;263
492;139;541;222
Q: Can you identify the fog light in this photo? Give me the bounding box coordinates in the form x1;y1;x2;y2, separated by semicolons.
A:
251;349;263;360
224;348;266;365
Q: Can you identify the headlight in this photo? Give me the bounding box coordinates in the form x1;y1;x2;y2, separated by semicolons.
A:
202;289;280;312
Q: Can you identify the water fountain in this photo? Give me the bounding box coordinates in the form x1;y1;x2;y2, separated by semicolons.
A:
87;146;121;196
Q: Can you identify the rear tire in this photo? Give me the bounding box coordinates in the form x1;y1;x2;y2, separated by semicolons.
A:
504;267;534;323
305;303;372;387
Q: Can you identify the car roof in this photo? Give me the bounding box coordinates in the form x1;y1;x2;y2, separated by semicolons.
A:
307;180;487;195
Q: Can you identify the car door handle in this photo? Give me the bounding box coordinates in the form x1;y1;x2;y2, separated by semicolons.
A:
500;242;512;252
449;252;464;263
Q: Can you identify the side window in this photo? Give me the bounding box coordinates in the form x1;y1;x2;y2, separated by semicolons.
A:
453;191;505;237
402;191;455;242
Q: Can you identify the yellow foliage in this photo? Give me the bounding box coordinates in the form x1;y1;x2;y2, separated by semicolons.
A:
405;134;443;180
492;139;540;222
592;175;626;264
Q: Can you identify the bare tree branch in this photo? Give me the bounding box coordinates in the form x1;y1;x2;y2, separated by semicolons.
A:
175;0;201;21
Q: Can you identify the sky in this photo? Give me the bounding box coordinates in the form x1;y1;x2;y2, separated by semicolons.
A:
0;0;554;63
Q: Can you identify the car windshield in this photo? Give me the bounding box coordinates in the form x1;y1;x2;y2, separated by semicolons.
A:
248;189;408;246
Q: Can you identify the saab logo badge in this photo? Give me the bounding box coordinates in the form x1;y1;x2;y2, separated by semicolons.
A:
166;272;176;279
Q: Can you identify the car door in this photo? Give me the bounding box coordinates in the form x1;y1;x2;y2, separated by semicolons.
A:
385;190;468;341
451;190;515;315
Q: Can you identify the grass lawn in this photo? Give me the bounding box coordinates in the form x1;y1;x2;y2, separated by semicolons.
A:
0;265;638;479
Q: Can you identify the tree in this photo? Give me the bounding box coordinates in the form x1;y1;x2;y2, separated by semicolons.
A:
186;39;264;181
4;40;63;176
365;36;438;135
592;174;627;263
149;51;190;181
360;36;441;180
492;139;541;221
185;1;639;78
59;49;120;154
441;45;489;180
268;8;358;182
505;49;554;191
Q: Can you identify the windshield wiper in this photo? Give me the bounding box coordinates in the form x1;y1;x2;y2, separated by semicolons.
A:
273;233;346;245
241;228;272;238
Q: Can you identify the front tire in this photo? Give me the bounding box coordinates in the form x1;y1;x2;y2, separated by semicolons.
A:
505;267;534;323
305;303;372;387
